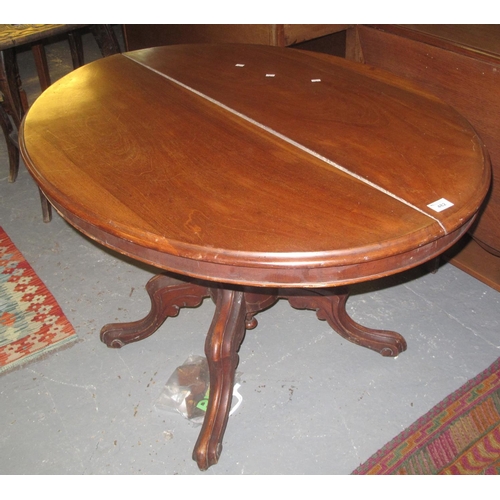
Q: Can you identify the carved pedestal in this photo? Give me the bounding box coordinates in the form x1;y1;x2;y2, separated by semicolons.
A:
100;273;406;470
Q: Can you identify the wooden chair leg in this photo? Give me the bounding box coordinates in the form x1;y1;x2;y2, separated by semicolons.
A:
39;188;52;223
1;94;50;221
90;25;121;57
31;42;51;91
0;48;27;127
0;102;19;182
68;31;85;68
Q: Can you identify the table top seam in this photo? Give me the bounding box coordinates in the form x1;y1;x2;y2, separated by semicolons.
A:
124;53;447;235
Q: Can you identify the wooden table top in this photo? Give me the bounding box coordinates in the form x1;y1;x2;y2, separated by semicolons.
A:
19;44;490;287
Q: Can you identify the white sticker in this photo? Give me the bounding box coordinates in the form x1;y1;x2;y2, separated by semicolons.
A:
311;79;321;82
427;198;454;212
235;63;245;67
266;73;275;77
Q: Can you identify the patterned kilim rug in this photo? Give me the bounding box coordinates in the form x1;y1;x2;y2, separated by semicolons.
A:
0;226;77;374
352;357;500;474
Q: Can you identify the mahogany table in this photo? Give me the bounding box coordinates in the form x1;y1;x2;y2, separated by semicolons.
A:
348;24;500;291
19;44;490;470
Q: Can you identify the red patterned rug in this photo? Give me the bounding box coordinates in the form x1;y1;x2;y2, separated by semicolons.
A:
352;357;500;474
0;226;77;374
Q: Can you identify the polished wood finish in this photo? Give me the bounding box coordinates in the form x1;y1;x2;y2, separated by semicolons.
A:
123;24;351;51
350;24;500;290
0;25;89;127
101;273;408;469
101;274;209;348
20;45;490;285
0;24;121;222
286;288;406;357
19;44;490;469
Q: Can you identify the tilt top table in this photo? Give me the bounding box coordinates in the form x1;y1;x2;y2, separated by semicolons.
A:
19;44;490;470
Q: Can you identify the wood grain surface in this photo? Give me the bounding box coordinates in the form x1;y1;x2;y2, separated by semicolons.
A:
355;25;500;258
19;44;490;286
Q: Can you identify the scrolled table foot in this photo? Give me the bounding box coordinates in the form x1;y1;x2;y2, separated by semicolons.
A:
192;287;247;470
100;274;210;348
285;287;407;357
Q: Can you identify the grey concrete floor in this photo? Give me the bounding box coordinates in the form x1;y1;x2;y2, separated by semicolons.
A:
1;28;499;475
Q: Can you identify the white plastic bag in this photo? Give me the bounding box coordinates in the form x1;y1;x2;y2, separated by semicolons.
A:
155;355;243;425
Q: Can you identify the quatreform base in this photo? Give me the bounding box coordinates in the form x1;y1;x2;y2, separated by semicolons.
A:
20;43;490;472
100;273;406;470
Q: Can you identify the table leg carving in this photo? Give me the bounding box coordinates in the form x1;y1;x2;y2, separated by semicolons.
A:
193;287;247;470
100;274;210;348
285;288;407;357
242;290;279;329
100;278;407;470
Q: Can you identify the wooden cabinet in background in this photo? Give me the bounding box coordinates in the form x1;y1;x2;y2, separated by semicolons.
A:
349;24;500;291
122;24;500;291
123;24;350;53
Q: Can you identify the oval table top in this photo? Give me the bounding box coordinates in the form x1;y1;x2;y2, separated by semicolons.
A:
20;44;491;287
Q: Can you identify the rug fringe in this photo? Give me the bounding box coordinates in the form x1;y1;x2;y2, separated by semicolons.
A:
0;336;82;376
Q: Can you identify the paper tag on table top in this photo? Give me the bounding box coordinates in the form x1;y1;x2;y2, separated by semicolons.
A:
427;198;454;212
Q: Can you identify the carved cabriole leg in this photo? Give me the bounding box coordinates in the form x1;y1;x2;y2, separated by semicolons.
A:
99;276;408;470
193;287;247;470
100;274;210;348
242;289;279;329
285;287;407;357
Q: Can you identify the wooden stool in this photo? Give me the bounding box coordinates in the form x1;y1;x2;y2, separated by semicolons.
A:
0;24;121;222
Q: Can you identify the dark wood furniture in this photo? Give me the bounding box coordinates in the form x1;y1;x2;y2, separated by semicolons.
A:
347;24;500;291
0;98;18;182
123;24;351;52
0;24;121;221
19;44;490;470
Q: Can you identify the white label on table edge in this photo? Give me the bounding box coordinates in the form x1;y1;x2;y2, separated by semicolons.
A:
427;198;454;212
